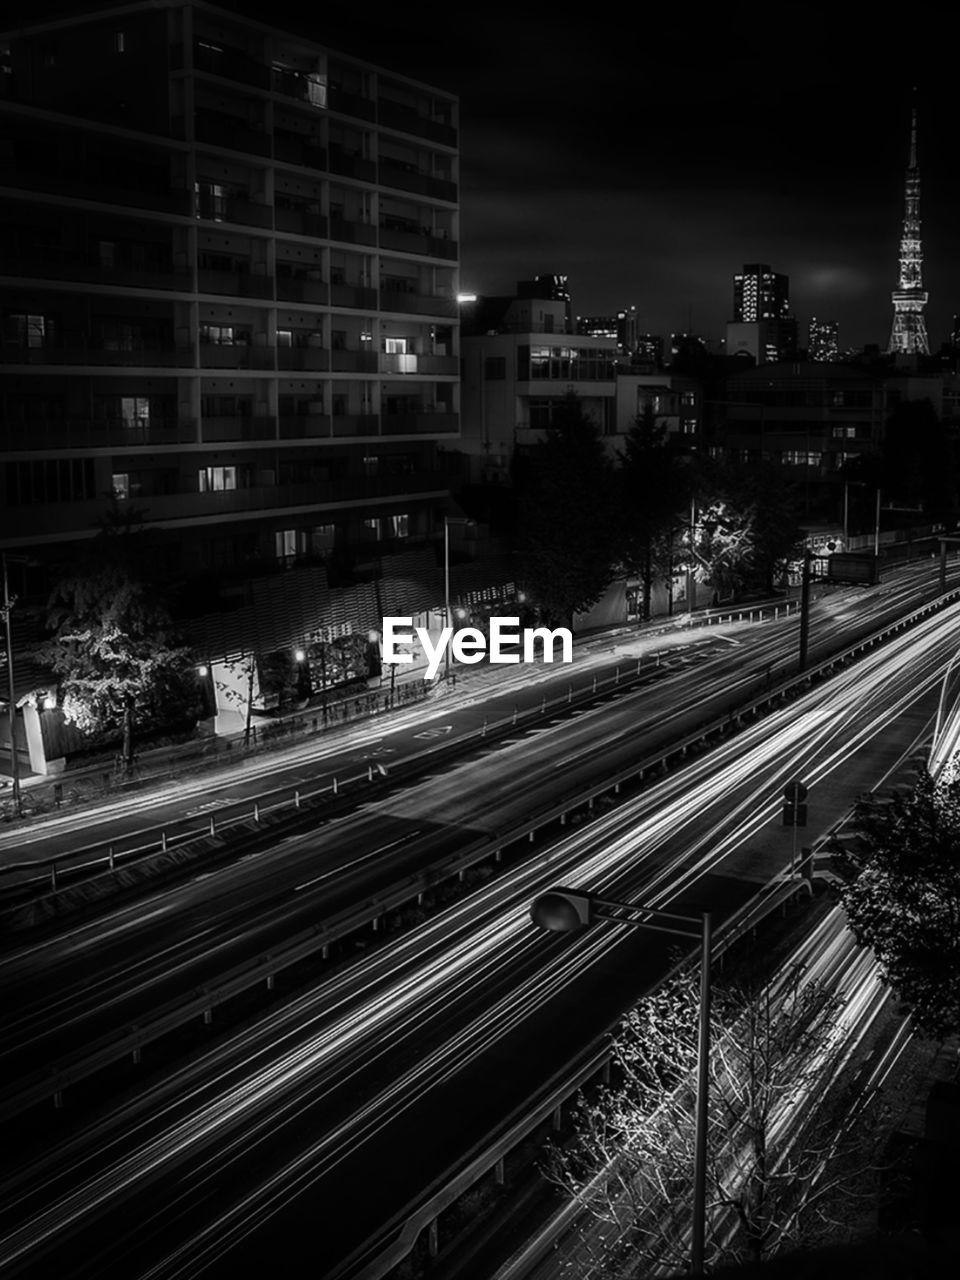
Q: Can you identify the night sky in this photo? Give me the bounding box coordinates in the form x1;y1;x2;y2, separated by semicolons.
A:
23;1;960;349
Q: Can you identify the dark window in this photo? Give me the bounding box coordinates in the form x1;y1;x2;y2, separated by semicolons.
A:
484;356;506;380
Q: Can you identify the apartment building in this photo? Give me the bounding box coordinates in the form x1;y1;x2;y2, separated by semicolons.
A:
0;1;460;603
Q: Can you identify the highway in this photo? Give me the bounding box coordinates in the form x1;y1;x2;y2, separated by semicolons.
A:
0;562;952;1107
0;585;956;1279
0;556;954;874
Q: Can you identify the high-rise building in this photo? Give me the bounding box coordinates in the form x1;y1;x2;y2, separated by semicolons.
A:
728;263;797;364
808;318;839;362
888;108;930;356
0;2;460;604
733;264;790;323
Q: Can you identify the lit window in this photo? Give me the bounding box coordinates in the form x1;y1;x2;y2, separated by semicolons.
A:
682;418;698;434
120;395;150;426
364;517;382;539
114;31;125;53
305;72;327;108
384;337;408;354
200;324;245;345
782;450;822;467
112;473;130;498
389;513;409;538
275;529;300;561
310;524;335;553
363;455;378;475
831;425;856;438
276;329;293;347
681;390;697;407
5;314;50;348
198;466;237;492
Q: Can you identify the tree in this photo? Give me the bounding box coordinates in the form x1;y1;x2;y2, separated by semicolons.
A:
831;767;960;1040
514;391;617;626
544;968;886;1275
618;405;690;620
39;514;199;775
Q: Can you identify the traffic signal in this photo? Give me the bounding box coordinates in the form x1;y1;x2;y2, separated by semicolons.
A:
530;887;593;932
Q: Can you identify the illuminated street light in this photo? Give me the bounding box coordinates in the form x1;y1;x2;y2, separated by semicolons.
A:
529;886;712;1275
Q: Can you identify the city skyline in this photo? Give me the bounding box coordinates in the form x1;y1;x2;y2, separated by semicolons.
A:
221;0;960;352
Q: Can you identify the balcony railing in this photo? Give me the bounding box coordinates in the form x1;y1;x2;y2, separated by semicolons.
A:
275;206;328;237
277;275;329;304
328;146;377;183
329;282;378;310
198;268;274;298
378;226;457;260
1;168;192;216
278;346;329;371
328;216;377;247
279;414;332;439
0;254;192;292
379;288;458;318
195;113;272;157
379;353;459;376
193;41;271;90
327;85;377;121
331;414;379;436
198;343;276;369
201;415;277;442
0;345;194;368
381;411;458;435
0;419;197;451
377;100;457;148
378;161;457;203
331;349;378;373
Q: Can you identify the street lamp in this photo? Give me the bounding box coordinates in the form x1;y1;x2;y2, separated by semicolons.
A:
1;552;34;818
443;516;474;681
529;886;712;1275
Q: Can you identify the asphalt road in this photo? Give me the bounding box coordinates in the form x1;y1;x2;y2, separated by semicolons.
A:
0;591;954;1280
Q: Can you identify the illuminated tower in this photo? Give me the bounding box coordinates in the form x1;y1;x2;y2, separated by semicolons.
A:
888;108;930;356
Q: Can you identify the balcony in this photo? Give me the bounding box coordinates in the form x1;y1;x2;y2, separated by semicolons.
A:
201;416;277;442
328;145;377;183
328;216;377;247
278;346;329;371
379;353;459;376
331;350;378;373
0;344;194;368
198;268;274;298
279;414;332;439
195;113;272;158
329;282;378;310
378;161;457;203
224;199;274;229
277;275;329;305
381;412;458;435
377;100;457;148
198;343;276;369
379;288;458;318
0;419;198;451
193;41;271;90
0;253;193;292
379;226;458;261
332;414;379;436
327;85;377;121
275;206;328;237
1;168;193;216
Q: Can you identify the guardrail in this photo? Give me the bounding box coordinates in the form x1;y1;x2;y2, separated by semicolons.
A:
3;587;957;1121
2;601;803;900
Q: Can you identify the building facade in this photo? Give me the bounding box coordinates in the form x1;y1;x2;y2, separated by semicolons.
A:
808;317;839;362
0;1;461;596
459;286;618;482
727;263;797;365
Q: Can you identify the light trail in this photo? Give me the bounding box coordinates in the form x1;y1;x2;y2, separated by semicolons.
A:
2;588;958;1278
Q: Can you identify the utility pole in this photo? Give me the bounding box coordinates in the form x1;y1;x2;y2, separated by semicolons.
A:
1;553;21;816
798;545;812;672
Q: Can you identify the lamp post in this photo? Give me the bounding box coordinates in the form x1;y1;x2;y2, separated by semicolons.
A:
443;516;473;681
1;552;21;814
529;886;712;1275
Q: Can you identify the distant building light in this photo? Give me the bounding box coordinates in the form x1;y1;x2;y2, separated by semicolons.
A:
197;665;209;678
294;649;306;663
457;293;477;304
43;693;57;710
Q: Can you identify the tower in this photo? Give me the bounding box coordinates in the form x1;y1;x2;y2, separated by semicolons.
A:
887;108;930;356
